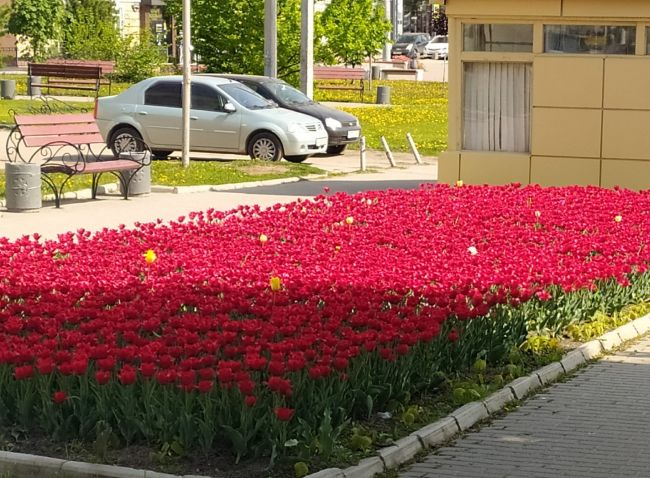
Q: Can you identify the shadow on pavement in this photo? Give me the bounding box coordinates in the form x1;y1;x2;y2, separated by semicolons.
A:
223;178;437;197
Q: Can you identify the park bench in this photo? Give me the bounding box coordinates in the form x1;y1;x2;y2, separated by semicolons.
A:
5;112;151;208
313;66;366;100
45;59;115;94
28;63;103;98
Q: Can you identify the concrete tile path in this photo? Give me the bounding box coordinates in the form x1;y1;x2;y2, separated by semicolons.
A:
399;336;650;478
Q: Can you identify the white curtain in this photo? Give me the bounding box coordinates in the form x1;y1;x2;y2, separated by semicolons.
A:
462;62;531;153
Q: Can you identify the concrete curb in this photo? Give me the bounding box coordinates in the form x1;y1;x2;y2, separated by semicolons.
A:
303;312;650;478
0;314;645;478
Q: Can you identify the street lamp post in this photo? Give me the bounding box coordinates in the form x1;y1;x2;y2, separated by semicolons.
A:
181;0;191;167
264;0;278;77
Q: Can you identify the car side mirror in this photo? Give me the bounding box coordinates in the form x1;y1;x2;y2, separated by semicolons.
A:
224;103;236;113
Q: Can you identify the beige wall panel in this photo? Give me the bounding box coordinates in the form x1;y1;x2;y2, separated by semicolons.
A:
459;152;530;185
530;156;601;187
604;58;650;110
532;108;602;158
601;160;650;190
447;0;561;16
602;110;650;160
437;151;460;184
564;0;650;17
533;57;603;108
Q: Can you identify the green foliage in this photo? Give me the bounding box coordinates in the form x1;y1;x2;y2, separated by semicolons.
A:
319;0;391;67
113;30;166;83
7;0;63;61
61;0;120;60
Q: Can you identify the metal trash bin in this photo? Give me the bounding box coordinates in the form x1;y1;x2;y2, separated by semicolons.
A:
5;163;41;212
0;79;16;99
119;151;151;196
376;85;391;105
28;76;41;97
371;65;382;80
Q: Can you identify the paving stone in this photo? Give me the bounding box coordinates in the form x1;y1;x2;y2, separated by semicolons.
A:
631;315;650;335
412;416;459;448
577;340;603;361
483;387;515;414
60;461;145;477
304;468;345;478
615;322;639;342
506;374;542;400
560;350;586;373
342;457;385;478
450;401;490;430
377;435;423;469
535;362;564;385
598;331;623;351
0;451;66;477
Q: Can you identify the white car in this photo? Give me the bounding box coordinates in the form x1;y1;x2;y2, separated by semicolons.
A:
424;35;449;60
95;75;328;162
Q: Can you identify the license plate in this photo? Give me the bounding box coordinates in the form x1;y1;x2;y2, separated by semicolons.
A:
347;130;360;139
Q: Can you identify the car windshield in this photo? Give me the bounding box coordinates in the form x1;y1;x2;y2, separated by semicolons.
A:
219;83;275;110
265;81;312;105
431;36;447;43
397;34;418;43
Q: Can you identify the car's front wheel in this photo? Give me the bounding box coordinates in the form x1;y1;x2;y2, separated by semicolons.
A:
109;126;144;157
326;144;347;155
284;155;309;163
248;132;283;162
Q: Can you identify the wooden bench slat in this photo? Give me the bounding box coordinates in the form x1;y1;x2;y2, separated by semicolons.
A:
20;123;100;136
14;113;96;125
23;133;105;148
83;160;141;173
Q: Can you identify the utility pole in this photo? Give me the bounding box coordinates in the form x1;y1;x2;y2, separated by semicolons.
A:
383;0;391;60
300;0;314;98
181;0;191;167
264;0;277;77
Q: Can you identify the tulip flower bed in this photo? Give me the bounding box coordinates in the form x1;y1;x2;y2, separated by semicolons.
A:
1;184;649;464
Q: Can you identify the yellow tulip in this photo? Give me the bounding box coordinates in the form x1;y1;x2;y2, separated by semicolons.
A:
614;215;622;223
269;276;282;292
455;180;464;187
259;234;268;244
345;216;354;225
143;249;157;264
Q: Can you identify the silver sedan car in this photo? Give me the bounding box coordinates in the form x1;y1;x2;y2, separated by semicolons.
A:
95;75;328;162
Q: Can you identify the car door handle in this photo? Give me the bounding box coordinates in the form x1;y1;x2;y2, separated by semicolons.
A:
138;111;148;116
190;116;198;120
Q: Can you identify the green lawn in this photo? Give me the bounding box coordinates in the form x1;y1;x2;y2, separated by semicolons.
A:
314;80;448;156
0;160;324;199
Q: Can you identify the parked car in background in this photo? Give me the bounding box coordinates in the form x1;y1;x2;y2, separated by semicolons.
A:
391;32;431;58
211;74;361;155
424;35;449;59
95;75;328;163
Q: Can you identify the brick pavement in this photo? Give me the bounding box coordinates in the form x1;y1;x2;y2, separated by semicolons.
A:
399;335;650;478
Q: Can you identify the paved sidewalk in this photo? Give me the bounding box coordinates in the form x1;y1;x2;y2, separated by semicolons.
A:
399;336;650;478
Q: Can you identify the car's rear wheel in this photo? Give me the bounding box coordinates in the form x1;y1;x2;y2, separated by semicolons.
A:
152;150;173;160
109;126;144;157
326;144;347;155
284;155;309;163
248;132;283;162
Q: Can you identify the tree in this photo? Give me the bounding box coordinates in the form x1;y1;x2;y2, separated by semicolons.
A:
7;0;63;61
61;0;120;60
319;0;391;67
431;6;448;36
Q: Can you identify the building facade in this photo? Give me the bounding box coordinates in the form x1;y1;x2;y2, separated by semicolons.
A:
440;0;650;190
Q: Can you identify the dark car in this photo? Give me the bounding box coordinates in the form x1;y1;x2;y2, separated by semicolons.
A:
210;74;361;155
391;32;431;58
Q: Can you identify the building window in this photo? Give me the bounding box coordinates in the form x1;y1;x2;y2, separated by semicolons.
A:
463;62;531;153
544;25;635;54
463;24;533;52
646;27;650;54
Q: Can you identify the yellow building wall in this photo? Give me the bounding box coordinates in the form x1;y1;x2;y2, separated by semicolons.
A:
445;0;650;189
